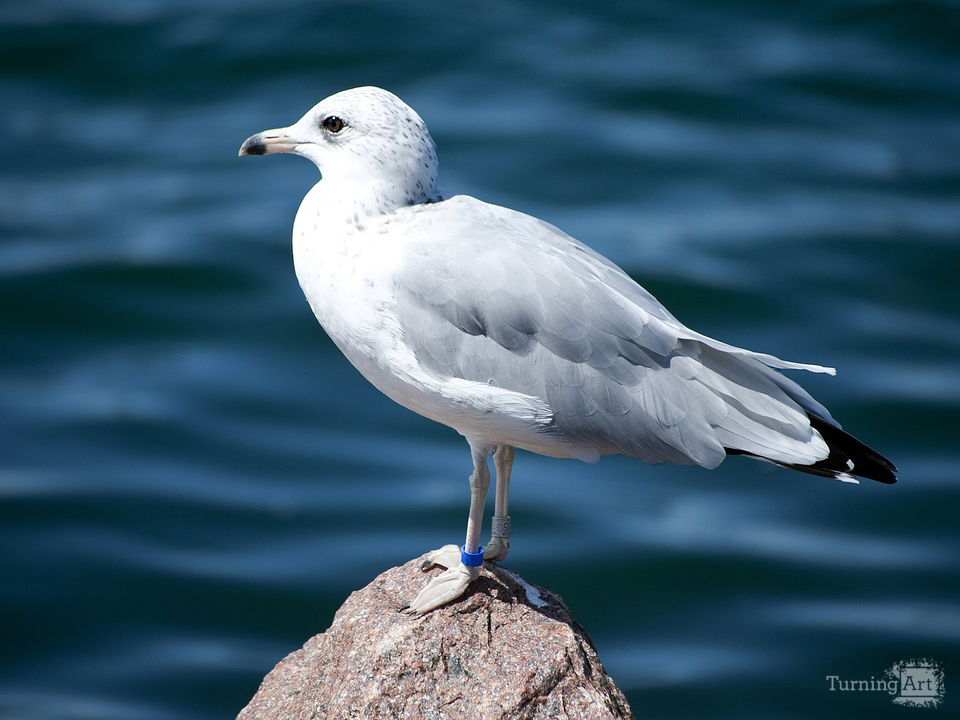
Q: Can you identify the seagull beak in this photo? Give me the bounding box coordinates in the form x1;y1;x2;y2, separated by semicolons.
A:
238;127;299;157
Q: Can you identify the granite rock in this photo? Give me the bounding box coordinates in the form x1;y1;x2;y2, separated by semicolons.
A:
237;554;634;720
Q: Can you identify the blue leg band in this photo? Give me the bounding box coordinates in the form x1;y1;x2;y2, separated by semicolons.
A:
460;545;484;567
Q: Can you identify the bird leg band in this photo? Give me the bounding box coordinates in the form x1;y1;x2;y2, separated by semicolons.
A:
460;545;484;567
491;515;511;539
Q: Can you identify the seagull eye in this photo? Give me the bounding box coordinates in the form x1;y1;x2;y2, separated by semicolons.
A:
321;115;345;133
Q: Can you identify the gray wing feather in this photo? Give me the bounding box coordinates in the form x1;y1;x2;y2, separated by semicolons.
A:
394;196;832;468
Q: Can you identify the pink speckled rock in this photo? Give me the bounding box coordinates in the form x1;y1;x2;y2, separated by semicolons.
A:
237;555;633;720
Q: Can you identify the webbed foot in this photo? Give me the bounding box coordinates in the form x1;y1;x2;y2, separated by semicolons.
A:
483;536;509;561
407;546;480;614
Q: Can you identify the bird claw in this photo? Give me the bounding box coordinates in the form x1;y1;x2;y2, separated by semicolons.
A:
407;559;479;614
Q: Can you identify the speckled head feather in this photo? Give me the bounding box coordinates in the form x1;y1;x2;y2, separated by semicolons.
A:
240;86;438;210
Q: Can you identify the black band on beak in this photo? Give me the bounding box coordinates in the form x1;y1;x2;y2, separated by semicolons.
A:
239;133;268;156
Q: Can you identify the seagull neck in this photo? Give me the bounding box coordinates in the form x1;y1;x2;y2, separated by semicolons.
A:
306;177;433;226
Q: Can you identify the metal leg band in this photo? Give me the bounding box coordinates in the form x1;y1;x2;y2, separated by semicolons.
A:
491;515;512;538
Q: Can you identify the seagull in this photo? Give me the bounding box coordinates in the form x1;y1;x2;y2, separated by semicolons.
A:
239;86;897;613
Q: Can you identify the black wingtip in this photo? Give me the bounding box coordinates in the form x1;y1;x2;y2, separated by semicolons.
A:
726;414;898;485
803;414;898;484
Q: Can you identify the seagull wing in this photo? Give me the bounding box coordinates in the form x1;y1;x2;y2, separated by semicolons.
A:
394;195;833;469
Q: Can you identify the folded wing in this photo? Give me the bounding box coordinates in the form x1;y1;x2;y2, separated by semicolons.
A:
394;196;861;473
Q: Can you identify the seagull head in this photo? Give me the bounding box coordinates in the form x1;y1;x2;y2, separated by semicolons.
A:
239;86;439;207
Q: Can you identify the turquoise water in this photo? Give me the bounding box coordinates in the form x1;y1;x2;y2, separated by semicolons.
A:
2;1;959;718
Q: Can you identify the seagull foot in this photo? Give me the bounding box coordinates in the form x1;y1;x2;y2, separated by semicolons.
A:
407;560;479;614
418;544;462;571
483;536;509;561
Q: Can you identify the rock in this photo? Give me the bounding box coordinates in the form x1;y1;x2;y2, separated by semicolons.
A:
237;553;634;720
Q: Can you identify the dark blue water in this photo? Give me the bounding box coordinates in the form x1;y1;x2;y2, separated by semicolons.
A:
2;2;959;718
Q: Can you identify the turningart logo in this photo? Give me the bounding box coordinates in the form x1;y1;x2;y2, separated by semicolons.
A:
826;658;944;709
888;658;945;709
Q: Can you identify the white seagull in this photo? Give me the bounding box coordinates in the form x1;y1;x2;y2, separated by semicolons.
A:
239;86;897;613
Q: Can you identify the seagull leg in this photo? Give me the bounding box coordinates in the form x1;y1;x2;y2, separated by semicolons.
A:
484;444;514;561
407;445;492;614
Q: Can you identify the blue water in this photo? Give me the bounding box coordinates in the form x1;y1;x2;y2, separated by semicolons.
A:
2;2;959;718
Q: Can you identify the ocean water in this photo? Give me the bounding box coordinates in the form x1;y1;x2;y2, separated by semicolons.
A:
2;1;959;718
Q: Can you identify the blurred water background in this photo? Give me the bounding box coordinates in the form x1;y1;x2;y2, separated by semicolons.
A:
2;1;959;718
